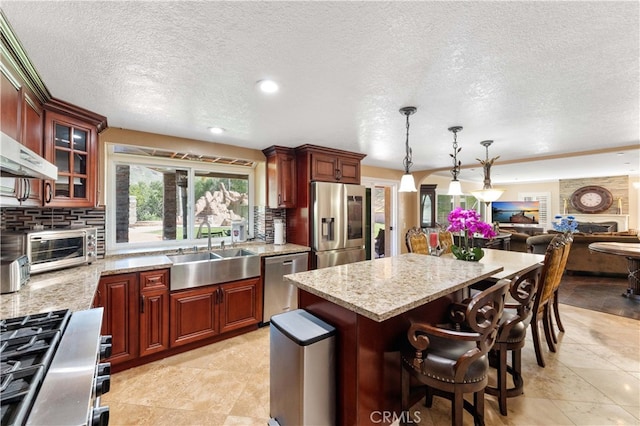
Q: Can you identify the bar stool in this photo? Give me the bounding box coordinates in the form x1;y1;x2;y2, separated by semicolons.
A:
401;280;510;426
485;263;542;415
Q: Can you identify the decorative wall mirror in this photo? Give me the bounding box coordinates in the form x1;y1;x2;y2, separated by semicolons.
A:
420;184;437;228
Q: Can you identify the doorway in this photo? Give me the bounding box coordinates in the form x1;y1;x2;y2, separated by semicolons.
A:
362;178;398;259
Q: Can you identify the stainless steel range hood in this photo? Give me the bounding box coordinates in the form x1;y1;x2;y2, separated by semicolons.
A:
1;132;57;180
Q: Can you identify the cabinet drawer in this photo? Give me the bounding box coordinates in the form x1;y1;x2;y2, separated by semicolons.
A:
140;269;169;291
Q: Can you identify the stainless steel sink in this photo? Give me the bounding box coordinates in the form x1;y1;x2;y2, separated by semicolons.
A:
167;252;221;264
211;248;256;258
168;249;259;291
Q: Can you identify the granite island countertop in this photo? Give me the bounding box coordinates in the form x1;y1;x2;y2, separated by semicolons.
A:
284;253;503;322
1;242;309;319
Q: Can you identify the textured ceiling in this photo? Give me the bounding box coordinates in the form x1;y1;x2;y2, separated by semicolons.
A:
2;1;638;184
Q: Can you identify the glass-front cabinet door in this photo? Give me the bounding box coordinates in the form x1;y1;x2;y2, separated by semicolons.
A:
44;111;97;207
420;184;437;229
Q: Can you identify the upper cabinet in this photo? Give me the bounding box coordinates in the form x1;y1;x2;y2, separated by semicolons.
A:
1;12;108;208
263;146;297;208
43;100;106;207
1;37;46;206
296;144;366;184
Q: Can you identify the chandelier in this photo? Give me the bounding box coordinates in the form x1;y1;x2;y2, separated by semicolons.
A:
470;140;505;204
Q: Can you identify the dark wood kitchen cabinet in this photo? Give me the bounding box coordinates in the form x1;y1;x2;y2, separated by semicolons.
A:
1;21;108;208
263;145;297;208
296;145;365;184
219;277;262;334
286;144;366;248
95;268;259;370
0;53;45;207
96;268;170;365
96;273;139;365
43;103;105;208
171;277;262;346
139;269;170;357
170;285;220;347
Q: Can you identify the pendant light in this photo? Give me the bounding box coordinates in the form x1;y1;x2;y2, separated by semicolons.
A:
447;126;463;196
471;140;505;204
398;106;417;192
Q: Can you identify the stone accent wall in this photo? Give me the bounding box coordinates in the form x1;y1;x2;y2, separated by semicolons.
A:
0;207;106;257
115;165;130;242
163;173;177;240
559;176;629;215
254;206;286;243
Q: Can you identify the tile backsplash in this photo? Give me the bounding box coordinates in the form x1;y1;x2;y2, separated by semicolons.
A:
1;207;106;257
1;205;288;257
254;206;286;243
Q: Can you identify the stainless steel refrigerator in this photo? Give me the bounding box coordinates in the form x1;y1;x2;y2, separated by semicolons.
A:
311;182;366;269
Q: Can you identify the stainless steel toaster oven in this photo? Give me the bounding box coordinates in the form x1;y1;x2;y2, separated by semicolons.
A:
1;227;97;274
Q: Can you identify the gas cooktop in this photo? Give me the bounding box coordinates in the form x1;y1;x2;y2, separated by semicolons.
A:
0;309;110;426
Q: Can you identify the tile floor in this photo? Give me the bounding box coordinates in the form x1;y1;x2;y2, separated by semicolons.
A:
103;304;640;425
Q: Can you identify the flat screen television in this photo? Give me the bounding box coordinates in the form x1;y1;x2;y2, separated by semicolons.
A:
491;201;540;224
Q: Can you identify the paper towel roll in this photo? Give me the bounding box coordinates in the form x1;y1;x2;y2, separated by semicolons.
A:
274;220;285;245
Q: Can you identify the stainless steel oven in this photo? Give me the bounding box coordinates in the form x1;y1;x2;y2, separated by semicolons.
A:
1;227;97;274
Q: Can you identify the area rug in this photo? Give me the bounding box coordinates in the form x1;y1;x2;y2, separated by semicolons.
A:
558;274;639;320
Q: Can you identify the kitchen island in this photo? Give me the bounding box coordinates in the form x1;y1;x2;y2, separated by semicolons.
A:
284;251;543;425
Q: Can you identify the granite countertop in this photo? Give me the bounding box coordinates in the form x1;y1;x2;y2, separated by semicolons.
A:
0;242;309;319
284;253;503;322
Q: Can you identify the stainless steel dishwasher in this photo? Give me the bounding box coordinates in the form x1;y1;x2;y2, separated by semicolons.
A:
263;252;308;323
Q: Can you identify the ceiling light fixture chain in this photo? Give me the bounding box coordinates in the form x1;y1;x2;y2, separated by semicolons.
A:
400;107;416;174
448;126;463;181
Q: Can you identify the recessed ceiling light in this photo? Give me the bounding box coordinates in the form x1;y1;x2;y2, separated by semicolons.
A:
208;127;225;134
257;79;279;93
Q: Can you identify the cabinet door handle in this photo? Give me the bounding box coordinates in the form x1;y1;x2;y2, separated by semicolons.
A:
44;182;52;203
24;179;30;201
278;194;282;205
218;287;223;304
335;169;342;180
16;179;23;202
140;295;145;313
18;178;29;202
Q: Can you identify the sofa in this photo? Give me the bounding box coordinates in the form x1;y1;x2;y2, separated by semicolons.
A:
523;232;638;277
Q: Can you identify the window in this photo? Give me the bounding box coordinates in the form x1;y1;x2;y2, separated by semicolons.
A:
435;193;479;227
106;144;254;253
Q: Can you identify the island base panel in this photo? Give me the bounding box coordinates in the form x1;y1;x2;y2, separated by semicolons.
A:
299;290;456;425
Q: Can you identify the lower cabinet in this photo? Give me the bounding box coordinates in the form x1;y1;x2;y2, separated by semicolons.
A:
139;270;170;357
96;270;261;368
96;269;170;366
170;276;261;346
170;285;219;347
219;277;262;334
95;272;139;365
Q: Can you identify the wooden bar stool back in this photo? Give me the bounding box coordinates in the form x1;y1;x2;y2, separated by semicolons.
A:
401;280;510;426
485;263;542;415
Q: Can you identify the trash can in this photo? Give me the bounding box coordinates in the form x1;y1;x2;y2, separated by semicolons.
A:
269;309;336;426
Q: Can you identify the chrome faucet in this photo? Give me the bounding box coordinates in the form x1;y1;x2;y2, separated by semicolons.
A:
220;240;225;250
197;220;212;251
